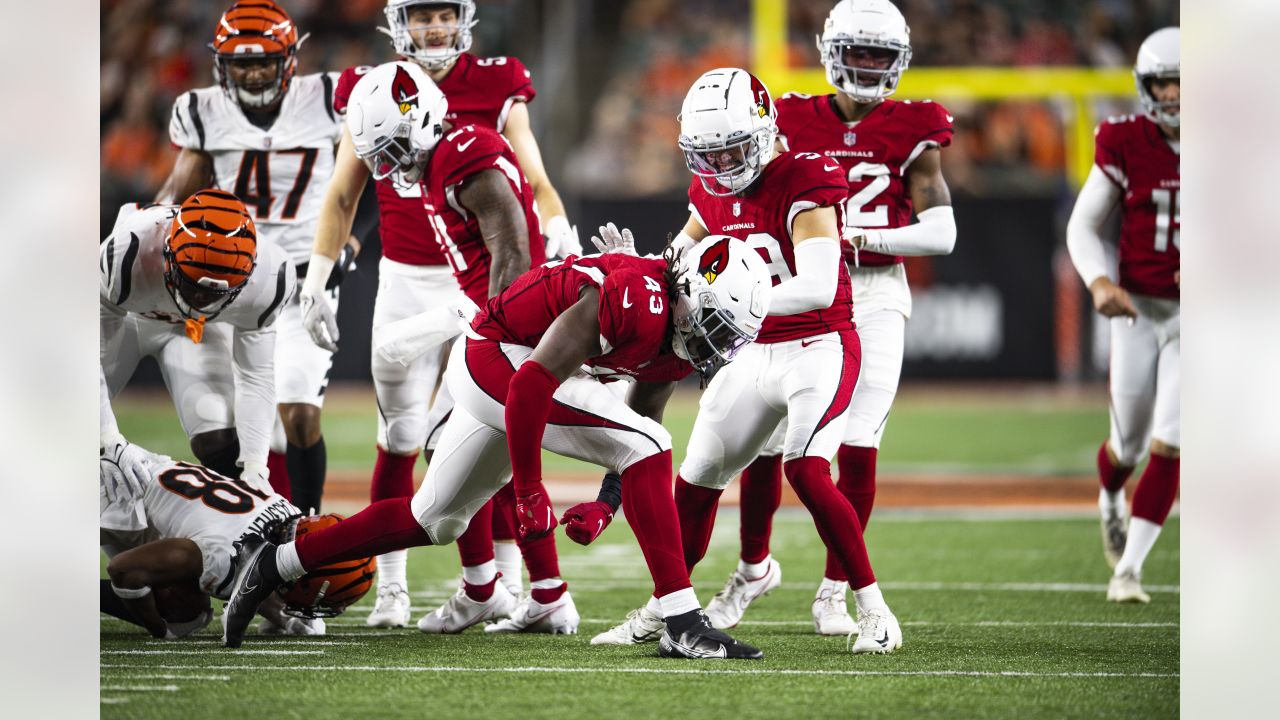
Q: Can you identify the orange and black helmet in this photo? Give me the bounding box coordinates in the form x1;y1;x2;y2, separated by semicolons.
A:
210;1;307;109
278;514;377;618
163;189;257;324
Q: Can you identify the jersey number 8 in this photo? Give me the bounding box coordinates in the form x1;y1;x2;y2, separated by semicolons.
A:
159;463;271;515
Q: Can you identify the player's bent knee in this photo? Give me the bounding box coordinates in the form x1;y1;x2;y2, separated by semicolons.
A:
381;417;427;456
190;429;239;476
279;403;323;447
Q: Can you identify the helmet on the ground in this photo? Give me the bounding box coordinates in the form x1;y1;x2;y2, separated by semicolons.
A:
278;514;377;618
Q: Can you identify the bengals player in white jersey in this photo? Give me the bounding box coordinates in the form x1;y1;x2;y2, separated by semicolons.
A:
704;0;956;637
155;1;347;517
100;190;293;510
1067;27;1180;604
304;0;578;629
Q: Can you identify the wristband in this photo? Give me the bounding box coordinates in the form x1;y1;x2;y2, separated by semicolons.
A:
111;583;152;600
301;253;336;298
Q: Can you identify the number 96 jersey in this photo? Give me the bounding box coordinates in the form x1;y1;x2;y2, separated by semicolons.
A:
169;73;344;266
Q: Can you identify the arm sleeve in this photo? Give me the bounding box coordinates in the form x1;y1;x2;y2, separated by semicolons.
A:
1066;164;1123;287
767;237;841;316
100;257;127;445
505;360;561;495
860;206;957;256
230;327;277;469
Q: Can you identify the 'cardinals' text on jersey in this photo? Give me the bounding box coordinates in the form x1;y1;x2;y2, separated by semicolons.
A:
169;74;343;266
335;54;537;267
421;124;544;305
470;254;691;383
688;152;853;343
1094;114;1180;299
776;95;953;266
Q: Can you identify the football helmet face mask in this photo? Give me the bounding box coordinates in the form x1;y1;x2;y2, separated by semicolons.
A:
1134;27;1180;128
277;514;377;618
382;0;478;71
345;61;449;190
818;0;912;103
163;189;257;322
670;237;772;380
210;0;308;110
678;68;778;197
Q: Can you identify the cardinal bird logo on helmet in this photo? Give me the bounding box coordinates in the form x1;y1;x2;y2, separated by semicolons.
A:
698;238;732;284
747;72;772;118
391;65;419;115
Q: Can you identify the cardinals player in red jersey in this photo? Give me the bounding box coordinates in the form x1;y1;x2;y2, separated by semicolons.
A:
1067;28;1180;605
593;67;903;655
221;236;775;659
301;1;578;628
704;0;957;637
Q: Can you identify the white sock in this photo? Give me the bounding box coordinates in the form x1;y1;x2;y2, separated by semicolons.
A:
377;550;407;589
493;541;523;595
853;582;888;613
530;577;564;590
645;595;663;616
817;577;847;599
738;555;771;578
275;542;306;582
1115;517;1162;577
462;560;497;586
657;587;700;617
1099;487;1127;515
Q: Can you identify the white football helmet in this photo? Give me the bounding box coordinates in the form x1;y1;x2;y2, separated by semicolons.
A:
817;0;912;103
671;236;772;379
345;61;449;190
382;0;477;71
1134;27;1179;128
678;68;778;197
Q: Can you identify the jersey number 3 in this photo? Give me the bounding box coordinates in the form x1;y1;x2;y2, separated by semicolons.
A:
235;149;318;220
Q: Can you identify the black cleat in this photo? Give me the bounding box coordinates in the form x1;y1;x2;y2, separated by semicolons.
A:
658;610;764;659
222;534;280;648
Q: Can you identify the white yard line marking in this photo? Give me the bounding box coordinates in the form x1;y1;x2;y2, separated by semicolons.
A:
437;580;1181;594
100;685;180;692
114;674;231;681
103;650;324;656
100;698;130;705
99;663;1178;679
143;640;361;646
572;619;1178;629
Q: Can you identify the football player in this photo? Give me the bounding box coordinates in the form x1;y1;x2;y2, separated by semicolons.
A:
156;1;350;515
221;237;773;658
301;0;580;628
704;0;956;636
101;190;293;496
593;68;902;655
1066;27;1180;604
342;61;562;633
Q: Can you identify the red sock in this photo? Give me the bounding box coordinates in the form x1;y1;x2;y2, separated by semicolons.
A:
456;499;495;567
836;445;877;529
370;447;418;502
1097;442;1134;493
518;531;561;582
491;481;518;541
464;576;496;602
738;455;782;564
295;497;431;568
531;583;567;604
266;450;291;501
620;451;692;598
675;478;723;572
1131;453;1180;525
786;457;875;589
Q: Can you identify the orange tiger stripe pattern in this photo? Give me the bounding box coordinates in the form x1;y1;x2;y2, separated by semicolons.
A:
166;188;257;290
280;514;378;618
211;1;305;101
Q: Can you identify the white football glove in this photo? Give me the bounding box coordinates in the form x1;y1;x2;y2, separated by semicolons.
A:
239;462;272;495
100;434;149;503
545;215;582;259
300;254;339;352
590;222;638;256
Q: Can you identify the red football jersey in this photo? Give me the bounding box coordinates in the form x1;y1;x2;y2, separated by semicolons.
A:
1094;114;1180;299
688;152;853;343
421;124;545;306
776;95;953;267
334;54;537;267
471;253;691;383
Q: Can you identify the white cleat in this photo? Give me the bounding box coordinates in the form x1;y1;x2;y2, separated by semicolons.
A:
485;590;580;634
704;558;782;630
366;583;412;628
849;608;902;654
417;581;517;633
1100;504;1129;570
256;615;326;636
1107;571;1151;604
812;581;858;636
590;605;665;645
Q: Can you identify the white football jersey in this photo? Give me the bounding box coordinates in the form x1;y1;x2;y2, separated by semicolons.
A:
99;203;295;332
169;73;342;265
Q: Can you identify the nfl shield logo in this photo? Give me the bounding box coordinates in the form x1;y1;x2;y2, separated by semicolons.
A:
843;131;857;146
263;136;273;149
732;201;742;217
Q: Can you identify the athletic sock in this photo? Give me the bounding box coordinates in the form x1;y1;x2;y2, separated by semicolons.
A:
645;595;663;616
621;451;693;599
1099;487;1127;516
1115;518;1162;577
852;581;888;614
462;559;497;586
295;497;432;569
276;542;305;582
737;555;771;579
674;477;723;572
493;541;523;595
1117;453;1179;576
657;587;701;621
836;444;878;529
456;499;495;567
377;549;408;589
1097;441;1135;493
738;455;783;564
464;576;497;602
530;578;567;604
370;447;418;502
491;482;518;541
518;531;561;583
266;451;292;500
785;457;876;589
287;437;327;514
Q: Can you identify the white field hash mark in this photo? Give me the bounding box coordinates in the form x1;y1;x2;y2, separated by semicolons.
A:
103;649;324;656
100;685;181;692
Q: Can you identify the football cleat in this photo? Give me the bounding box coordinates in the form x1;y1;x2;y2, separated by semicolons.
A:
849;608;902;655
1100;503;1129;570
366;583;412;628
704;558;782;630
658;611;764;660
485;590;580;634
222;535;281;648
416;581;517;633
590;606;665;645
1107;571;1151;604
257;615;326;636
812;581;858;636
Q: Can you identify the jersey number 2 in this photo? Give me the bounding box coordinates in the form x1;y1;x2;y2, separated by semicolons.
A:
235;149;318;220
844;162;891;229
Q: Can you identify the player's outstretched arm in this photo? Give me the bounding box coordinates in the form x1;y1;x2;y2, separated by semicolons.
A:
1067;165;1136;319
231;326;281;481
671;214;710;253
504;102;579;255
312;128;369;264
768;206;842;316
106;539;205;638
852;147;957;257
154;149;214;205
458;168;533;297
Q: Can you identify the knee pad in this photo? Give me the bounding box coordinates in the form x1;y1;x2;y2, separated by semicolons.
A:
678;440;733;491
423;515;469;546
380;415;426;456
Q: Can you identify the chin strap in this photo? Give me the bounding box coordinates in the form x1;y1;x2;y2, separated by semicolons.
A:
184;316;206;344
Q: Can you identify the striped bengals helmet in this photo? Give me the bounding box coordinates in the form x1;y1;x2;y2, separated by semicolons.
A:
278;514;377;618
163;189;257;322
210;0;308;109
